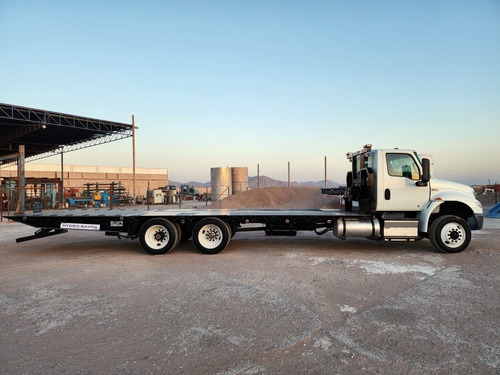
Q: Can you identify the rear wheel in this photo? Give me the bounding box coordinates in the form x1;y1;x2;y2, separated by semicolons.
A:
139;219;179;255
429;215;471;253
192;217;231;254
172;221;182;249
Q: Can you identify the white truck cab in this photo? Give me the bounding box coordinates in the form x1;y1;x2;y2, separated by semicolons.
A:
342;145;483;253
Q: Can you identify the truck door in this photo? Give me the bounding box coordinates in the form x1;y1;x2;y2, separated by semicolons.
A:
379;152;429;211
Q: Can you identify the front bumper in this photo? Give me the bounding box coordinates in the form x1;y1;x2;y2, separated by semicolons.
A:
469;214;483;230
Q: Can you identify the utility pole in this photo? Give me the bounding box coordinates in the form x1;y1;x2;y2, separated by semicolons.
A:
288;161;290;188
257;164;260;189
324;156;327;189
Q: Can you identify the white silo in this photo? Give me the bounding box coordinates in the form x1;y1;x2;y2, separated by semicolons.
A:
231;167;248;195
210;167;232;201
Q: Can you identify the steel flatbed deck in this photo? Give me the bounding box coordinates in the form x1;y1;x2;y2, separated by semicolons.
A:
7;208;366;255
8;207;362;217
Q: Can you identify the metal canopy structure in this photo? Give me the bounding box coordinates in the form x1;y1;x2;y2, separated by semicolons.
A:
0;102;133;164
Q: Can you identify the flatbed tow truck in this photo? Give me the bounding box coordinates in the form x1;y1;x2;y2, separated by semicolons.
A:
7;145;483;254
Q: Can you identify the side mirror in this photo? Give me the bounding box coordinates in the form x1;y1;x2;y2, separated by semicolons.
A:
422;158;430;182
416;158;430;186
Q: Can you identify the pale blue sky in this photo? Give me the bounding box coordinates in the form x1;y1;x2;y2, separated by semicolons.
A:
1;1;499;185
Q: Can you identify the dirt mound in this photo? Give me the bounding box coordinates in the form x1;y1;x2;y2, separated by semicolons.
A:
209;187;341;209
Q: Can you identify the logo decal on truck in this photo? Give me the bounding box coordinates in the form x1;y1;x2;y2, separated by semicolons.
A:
61;222;100;231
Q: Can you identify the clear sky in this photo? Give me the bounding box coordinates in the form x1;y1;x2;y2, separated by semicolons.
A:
1;1;499;185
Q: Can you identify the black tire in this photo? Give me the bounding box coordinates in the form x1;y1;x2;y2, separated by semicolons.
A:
139;218;179;255
429;215;471;253
172;221;182;249
192;217;231;254
228;222;237;238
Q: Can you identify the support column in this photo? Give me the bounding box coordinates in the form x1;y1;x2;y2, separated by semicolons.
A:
60;149;64;209
18;145;25;214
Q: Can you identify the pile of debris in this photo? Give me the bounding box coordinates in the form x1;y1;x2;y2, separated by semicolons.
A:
209;187;341;209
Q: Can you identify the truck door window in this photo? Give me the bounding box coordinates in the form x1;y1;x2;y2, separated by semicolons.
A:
386;153;420;180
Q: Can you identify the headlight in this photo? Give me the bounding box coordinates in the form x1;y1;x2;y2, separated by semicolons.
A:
475;200;482;208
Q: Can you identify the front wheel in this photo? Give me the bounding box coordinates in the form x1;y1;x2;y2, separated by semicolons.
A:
429;215;471;253
192;217;231;254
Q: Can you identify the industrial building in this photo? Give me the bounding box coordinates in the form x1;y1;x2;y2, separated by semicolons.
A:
0;163;168;198
0;103;141;212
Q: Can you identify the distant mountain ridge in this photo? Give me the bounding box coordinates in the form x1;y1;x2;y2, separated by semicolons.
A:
169;176;341;189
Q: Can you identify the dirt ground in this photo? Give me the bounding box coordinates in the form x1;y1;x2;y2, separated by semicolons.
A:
0;189;498;374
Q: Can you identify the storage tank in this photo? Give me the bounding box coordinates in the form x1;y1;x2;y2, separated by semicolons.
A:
211;167;232;201
231;167;248;195
165;188;177;204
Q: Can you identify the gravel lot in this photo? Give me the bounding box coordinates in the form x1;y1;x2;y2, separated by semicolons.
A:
0;207;498;374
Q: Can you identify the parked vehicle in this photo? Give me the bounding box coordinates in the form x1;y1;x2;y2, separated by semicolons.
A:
7;145;483;254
